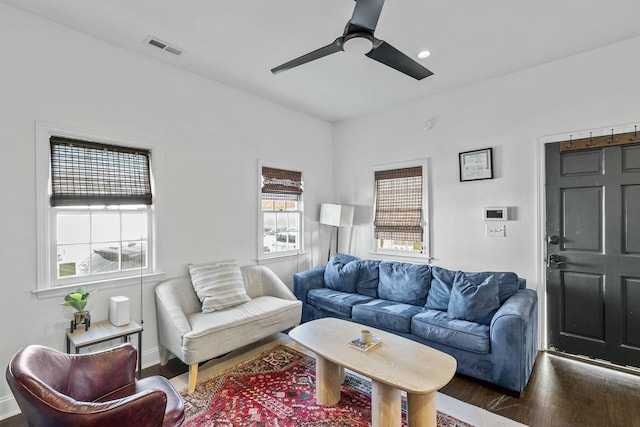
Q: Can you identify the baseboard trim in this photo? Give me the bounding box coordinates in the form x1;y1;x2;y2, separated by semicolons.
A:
0;393;20;422
141;345;160;370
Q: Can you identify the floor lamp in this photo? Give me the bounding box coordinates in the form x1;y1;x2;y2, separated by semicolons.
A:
319;203;354;261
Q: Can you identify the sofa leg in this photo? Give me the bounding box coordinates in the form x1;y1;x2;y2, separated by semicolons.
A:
160;348;169;366
188;364;198;394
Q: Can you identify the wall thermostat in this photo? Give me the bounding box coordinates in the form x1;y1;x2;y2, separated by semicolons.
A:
483;207;509;221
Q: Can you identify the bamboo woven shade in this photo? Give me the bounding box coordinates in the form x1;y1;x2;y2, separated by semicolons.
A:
374;166;423;241
50;136;152;206
261;166;303;200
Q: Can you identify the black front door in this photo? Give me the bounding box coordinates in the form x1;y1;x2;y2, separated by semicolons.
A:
545;141;640;367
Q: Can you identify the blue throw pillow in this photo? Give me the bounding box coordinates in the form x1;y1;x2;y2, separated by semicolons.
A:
354;259;381;298
324;253;360;293
425;266;456;310
465;271;520;304
447;271;500;325
378;262;431;306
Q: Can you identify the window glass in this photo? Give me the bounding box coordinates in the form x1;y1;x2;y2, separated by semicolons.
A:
55;208;149;280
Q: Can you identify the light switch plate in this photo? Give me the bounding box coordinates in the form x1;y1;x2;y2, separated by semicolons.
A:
486;224;506;237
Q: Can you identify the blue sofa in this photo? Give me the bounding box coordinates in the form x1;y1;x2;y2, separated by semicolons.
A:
293;254;538;394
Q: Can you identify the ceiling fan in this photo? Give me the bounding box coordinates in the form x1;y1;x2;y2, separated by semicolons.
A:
270;0;433;80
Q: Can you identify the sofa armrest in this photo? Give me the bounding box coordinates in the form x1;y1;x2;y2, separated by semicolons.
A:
489;289;538;393
241;265;298;300
293;266;327;302
155;278;195;361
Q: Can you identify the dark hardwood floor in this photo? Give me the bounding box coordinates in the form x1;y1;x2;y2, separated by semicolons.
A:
2;351;639;426
440;352;640;427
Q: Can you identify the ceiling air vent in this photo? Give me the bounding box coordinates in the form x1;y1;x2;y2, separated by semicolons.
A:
144;37;183;56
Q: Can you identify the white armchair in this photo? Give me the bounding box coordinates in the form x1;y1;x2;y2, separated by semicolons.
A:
155;265;301;393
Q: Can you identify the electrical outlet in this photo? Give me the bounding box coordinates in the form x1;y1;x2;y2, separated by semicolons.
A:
486;224;506;237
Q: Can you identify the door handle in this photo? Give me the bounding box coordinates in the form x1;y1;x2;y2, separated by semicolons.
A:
547;253;565;269
547;235;560;245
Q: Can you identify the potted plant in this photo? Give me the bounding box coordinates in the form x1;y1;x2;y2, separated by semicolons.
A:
62;287;96;332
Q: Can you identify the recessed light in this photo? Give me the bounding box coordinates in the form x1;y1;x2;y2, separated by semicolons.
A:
417;50;431;59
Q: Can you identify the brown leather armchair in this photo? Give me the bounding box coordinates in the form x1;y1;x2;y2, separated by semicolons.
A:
6;343;185;427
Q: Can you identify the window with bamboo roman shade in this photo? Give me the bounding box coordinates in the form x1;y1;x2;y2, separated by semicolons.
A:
374;166;423;242
50;136;152;207
260;165;303;256
37;125;156;290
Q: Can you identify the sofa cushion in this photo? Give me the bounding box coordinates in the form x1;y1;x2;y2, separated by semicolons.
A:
464;271;520;304
188;260;251;313
425;266;456;310
378;262;431;306
184;296;302;361
411;309;491;354
307;288;374;318
352;299;425;333
324;253;361;293
447;272;500;325
354;259;381;297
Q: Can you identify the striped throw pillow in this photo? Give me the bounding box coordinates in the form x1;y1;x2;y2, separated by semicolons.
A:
188;260;251;312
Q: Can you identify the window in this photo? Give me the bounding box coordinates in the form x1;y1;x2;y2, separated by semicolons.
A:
259;165;303;257
373;163;429;258
36;124;157;292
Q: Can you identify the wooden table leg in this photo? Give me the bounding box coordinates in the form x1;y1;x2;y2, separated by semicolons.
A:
407;392;436;427
315;355;342;405
371;380;401;427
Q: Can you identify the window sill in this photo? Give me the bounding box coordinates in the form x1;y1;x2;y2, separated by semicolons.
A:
257;251;308;264
368;251;433;263
32;272;166;300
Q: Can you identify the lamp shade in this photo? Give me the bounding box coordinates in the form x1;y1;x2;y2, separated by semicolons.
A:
320;203;354;227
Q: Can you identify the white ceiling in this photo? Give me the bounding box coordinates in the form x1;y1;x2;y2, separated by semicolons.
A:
4;0;640;122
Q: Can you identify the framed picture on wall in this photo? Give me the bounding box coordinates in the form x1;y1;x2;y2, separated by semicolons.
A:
459;148;493;182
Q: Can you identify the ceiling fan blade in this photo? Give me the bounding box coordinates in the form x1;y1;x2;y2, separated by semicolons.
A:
366;38;434;80
348;0;385;33
271;38;344;75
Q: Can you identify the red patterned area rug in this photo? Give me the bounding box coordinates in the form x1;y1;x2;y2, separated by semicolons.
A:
182;345;473;427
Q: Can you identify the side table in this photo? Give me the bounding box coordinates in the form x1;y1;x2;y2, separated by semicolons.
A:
66;320;143;378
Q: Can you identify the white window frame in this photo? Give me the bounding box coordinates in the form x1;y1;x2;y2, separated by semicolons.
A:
35;122;163;297
371;159;430;260
257;160;304;260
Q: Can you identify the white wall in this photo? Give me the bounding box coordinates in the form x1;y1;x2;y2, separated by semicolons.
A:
0;4;333;418
334;35;640;290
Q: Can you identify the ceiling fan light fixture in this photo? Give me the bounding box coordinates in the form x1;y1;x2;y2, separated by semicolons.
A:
343;36;374;55
270;0;433;80
417;50;431;59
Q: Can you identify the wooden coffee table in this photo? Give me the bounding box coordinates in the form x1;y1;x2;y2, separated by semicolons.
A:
289;318;457;427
